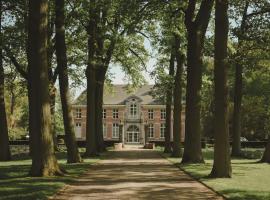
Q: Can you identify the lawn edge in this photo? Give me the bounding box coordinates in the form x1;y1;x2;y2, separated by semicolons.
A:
158;151;228;200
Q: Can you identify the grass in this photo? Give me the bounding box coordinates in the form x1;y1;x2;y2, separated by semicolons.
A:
160;147;270;200
0;150;100;200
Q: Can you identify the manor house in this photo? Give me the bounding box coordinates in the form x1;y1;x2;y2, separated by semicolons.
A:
72;85;185;145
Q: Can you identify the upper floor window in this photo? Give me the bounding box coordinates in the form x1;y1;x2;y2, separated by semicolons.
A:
76;108;82;119
112;123;119;138
75;122;81;127
103;109;106;119
103;123;107;137
160;123;165;138
148;109;154;119
161;109;166;120
113;109;119;119
148;123;154;138
130;101;137;117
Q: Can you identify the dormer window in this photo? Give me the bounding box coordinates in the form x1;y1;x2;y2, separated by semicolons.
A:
130;102;137;117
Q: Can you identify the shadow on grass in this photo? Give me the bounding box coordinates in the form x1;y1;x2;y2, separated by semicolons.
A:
0;152;98;200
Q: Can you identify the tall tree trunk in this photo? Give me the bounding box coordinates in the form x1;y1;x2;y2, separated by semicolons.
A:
164;47;175;153
231;63;242;156
95;68;106;152
55;0;82;163
0;1;11;160
231;2;249;157
49;85;58;151
28;0;62;176
210;0;232;178
171;35;184;158
182;0;213;164
181;28;204;163
261;138;270;163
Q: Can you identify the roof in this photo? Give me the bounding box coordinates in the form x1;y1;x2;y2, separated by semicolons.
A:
74;84;162;105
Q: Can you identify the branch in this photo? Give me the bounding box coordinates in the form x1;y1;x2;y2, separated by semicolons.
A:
184;0;196;27
128;47;147;71
194;0;214;31
3;46;28;80
246;8;270;18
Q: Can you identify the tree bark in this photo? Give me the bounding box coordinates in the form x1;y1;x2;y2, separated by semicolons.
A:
28;0;62;176
0;1;11;160
261;139;270;163
182;0;213;164
95;68;106;152
55;0;82;163
49;85;58;151
171;35;184;158
210;0;232;178
164;47;175;153
231;2;249;157
231;63;242;156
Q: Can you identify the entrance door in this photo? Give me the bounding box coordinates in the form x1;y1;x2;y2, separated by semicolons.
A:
126;125;139;143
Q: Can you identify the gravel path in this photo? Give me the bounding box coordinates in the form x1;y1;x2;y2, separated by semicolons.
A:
52;148;223;200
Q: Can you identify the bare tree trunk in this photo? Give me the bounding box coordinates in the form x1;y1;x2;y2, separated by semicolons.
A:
182;0;213;164
55;0;82;163
0;1;11;160
28;0;63;176
49;85;59;151
261;138;270;163
172;35;184;158
164;47;175;153
232;63;242;156
95;67;106;152
210;0;232;178
231;2;249;157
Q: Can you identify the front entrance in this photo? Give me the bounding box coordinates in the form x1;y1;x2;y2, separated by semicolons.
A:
126;125;140;143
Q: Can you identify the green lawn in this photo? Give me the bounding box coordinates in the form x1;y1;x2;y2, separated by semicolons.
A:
0;151;100;200
162;147;270;200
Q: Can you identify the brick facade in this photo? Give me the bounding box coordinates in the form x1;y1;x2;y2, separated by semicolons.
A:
72;85;185;145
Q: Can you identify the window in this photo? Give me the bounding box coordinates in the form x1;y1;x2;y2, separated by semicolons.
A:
102;109;106;119
161;109;166;120
148;109;154;119
112;123;119;138
75;122;81;127
76;108;82;119
130;102;137;117
160;123;165;138
148;124;154;138
113;109;119;119
103;124;107;137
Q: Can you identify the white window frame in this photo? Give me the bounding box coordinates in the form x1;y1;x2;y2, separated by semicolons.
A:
75;122;81;127
160;123;165;138
76;108;82;119
113;109;119;119
129;101;137;117
148;124;154;138
148;109;154;119
102;109;106;119
161;109;166;120
112;123;119;139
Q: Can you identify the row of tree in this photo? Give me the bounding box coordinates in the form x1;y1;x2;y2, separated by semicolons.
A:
0;0;269;178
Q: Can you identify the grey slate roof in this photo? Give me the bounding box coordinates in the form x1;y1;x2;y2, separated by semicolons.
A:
74;84;162;105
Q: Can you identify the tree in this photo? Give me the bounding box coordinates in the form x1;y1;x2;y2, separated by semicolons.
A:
230;0;270;156
0;0;11;161
210;0;232;178
164;46;175;153
261;139;270;163
27;0;62;176
171;34;184;157
182;0;214;164
55;0;82;163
